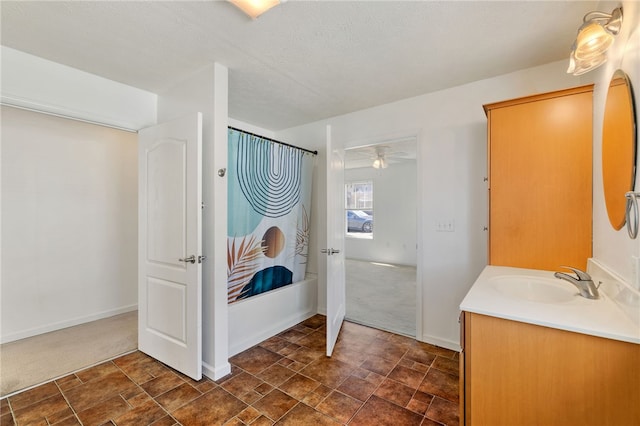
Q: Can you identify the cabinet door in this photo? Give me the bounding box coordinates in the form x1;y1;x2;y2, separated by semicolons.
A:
466;313;640;426
488;90;592;270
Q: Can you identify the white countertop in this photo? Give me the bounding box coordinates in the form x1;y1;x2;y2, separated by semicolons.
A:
460;265;640;344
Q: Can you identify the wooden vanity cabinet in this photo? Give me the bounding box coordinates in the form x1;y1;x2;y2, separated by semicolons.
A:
460;312;640;426
484;86;593;271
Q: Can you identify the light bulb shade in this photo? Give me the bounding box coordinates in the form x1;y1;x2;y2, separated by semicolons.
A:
574;22;614;60
372;156;388;169
229;0;280;19
567;49;607;75
566;7;623;76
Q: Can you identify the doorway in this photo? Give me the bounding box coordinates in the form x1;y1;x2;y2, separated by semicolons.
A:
343;138;418;337
0;105;139;396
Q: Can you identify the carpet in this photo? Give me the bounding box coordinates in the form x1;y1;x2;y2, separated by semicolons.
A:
345;258;417;336
0;311;137;397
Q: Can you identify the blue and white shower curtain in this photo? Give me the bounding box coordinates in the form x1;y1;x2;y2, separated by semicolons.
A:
227;129;314;303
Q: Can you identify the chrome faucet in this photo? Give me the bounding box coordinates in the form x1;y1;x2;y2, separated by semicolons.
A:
554;266;600;299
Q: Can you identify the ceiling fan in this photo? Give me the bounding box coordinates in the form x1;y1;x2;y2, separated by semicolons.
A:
344;141;417;170
369;145;416;169
372;147;388;169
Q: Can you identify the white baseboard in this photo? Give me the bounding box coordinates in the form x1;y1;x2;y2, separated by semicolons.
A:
203;361;231;381
0;304;138;344
421;333;461;352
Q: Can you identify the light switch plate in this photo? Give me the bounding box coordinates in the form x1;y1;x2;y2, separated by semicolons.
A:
436;219;455;232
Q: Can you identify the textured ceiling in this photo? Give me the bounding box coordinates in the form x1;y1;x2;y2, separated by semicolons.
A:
0;1;612;131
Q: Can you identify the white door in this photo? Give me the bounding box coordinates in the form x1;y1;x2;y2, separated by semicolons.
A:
138;113;203;380
325;125;346;356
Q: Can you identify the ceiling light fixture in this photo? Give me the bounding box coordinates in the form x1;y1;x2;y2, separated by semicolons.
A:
372;153;388;169
228;0;282;20
567;7;623;75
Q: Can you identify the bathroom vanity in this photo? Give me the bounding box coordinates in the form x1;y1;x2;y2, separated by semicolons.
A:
459;265;640;426
465;72;640;425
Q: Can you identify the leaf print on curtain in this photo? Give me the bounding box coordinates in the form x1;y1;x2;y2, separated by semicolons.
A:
227;128;315;303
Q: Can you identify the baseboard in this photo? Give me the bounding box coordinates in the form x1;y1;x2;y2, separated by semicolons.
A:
0;304;138;344
421;333;461;352
202;361;231;381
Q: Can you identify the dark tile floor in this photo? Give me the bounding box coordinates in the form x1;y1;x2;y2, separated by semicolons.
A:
0;315;460;426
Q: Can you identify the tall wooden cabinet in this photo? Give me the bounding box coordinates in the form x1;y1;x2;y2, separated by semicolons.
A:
484;85;593;270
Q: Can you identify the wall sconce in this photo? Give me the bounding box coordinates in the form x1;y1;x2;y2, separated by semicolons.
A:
567;7;623;75
228;0;282;19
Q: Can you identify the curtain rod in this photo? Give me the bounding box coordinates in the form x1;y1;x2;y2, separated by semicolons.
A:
228;126;318;156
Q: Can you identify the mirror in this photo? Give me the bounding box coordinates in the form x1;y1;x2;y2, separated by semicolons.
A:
602;69;637;230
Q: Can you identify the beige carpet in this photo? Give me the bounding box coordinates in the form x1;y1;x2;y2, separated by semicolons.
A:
0;311;137;397
345;258;416;337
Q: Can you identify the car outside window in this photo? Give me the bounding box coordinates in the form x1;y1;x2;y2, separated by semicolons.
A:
345;181;373;239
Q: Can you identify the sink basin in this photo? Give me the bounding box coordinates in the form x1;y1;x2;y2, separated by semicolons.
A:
490;275;577;303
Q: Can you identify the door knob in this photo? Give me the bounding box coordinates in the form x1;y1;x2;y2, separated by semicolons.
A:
179;255;196;264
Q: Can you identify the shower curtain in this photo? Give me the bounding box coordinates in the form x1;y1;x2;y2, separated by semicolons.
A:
227;128;314;303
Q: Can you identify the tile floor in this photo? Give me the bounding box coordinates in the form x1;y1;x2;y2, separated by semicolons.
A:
0;315;460;426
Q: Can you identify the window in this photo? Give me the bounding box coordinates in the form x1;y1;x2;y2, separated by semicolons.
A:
345;181;373;238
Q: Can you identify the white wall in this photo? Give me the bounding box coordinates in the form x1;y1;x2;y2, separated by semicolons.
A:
345;162;417;266
1;106;138;343
277;59;587;350
592;1;640;288
157;63;231;380
0;46;156;131
229;118;275;139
